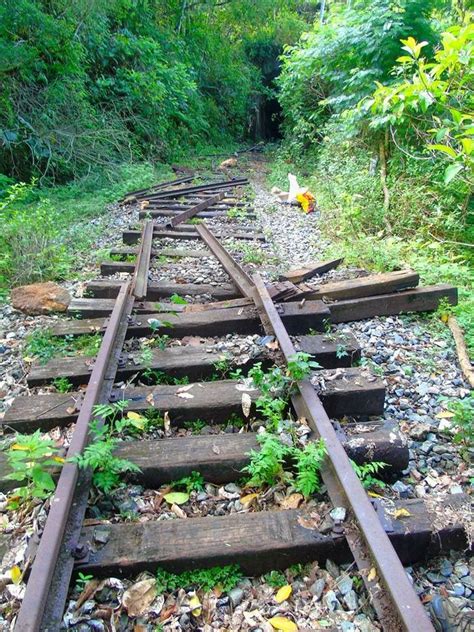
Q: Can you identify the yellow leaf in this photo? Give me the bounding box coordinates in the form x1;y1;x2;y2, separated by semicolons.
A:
23;356;34;363
393;508;411;519
367;567;377;582
52;456;65;464
240;492;259;506
436;411;455;419
441;313;449;323
10;566;22;585
368;491;384;498
10;444;29;451
268;616;298;631
189;593;202;616
275;584;292;603
127;412;144;421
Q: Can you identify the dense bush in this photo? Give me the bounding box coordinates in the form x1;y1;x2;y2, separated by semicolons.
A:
0;0;308;182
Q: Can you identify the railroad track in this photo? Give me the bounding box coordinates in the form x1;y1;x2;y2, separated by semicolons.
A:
1;174;467;631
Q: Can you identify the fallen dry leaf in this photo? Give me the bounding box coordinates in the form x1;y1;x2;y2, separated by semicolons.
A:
176;392;194;399
189;593;202;616
122;578;156;617
268;616;298;631
275;584;292;603
170;503;187;519
176;384;194;393
392;508;412;519
241;392;252;417
280;493;303;510
367;567;377;582
163;411;171;436
146;393;155;406
240;492;259;506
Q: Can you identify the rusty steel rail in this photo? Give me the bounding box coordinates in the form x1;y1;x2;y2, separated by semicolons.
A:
132;220;154;299
196;223;255;297
143;177;248;201
14;280;135;631
194;225;434;630
250;273;435;632
165;192;225;228
121;175;194;201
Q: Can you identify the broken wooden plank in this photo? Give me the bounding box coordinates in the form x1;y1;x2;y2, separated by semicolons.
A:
281;259;343;284
52;300;331;339
76;496;469;577
298;332;361;368
3;368;384;432
330;285;458;323
301;270;420;301
85;279;239;301
67;297;254;318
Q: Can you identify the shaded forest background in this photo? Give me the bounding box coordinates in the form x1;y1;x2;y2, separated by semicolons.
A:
0;0;472;351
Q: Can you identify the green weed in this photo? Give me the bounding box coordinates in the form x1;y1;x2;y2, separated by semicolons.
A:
155;565;243;594
52;377;73;393
263;570;287;588
3;430;64;509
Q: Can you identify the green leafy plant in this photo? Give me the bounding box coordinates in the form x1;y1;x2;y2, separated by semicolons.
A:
263;570;287;588
3;430;64;509
243;433;327;497
156;565;243;595
25;330;101;364
248;354;320;429
241;244;264;265
170;294;187;305
183;419;206;434
72;401;141;493
293;440;327;497
75;572;94;592
227;207;248;221
52;377;73;393
172;471;205;494
336;344;349;359
351;460;387;490
439;394;473;450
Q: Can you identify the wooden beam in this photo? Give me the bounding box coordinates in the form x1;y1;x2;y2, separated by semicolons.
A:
75;496;469;577
3;368;384;432
330;285;458;323
281;258;343;283
301;270;419;301
0;422;407;493
27;331;361;387
85;279;240;301
52;300;331;339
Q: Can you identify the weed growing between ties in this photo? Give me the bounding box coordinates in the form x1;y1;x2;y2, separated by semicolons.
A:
25;329;101;364
3;430;64;510
155;565;243;595
72;401;143;493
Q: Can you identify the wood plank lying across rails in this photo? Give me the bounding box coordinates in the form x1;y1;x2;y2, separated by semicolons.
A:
67;297;252;318
3;369;384;432
302;270;419;300
330;284;458;322
52;300;330;338
108;247;209;259
27;332;361;387
76;495;469;577
123;230;265;243
85;280;240;300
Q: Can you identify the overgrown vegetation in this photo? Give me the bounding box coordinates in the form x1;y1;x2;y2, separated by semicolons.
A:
72;401;142;493
25;329;101;364
243;432;327;497
155;564;243;594
3;430;64;509
274;0;473;352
